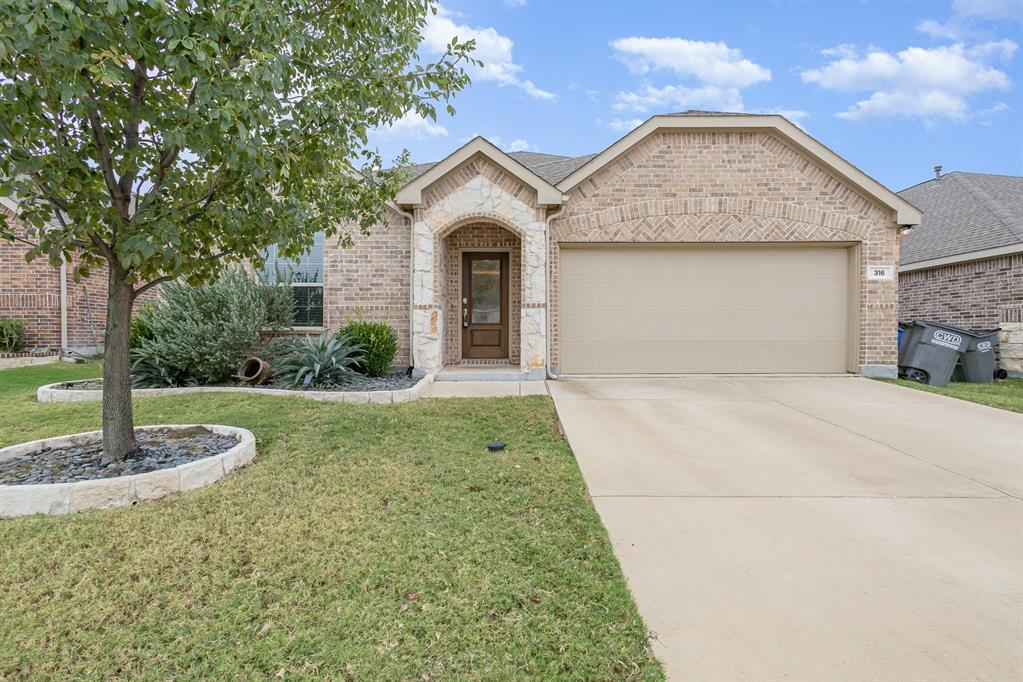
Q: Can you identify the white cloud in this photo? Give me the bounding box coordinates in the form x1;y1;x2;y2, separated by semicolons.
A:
917;0;1021;41
373;112;448;139
504;0;527;6
612;84;745;114
952;0;1023;21
610;37;770;88
821;43;860;59
801;42;1016;121
422;5;554;100
606;118;645;132
755;108;809;122
506;139;535;152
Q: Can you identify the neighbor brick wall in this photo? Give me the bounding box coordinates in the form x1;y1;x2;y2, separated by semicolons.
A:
898;253;1022;330
323;208;412;366
549;130;899;372
1;204;108;351
441;222;522;365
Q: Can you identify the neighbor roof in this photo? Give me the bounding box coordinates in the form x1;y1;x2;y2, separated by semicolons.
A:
898;172;1023;267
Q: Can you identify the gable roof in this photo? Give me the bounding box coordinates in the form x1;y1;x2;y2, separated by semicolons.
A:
394;137;564;206
898;172;1023;268
555;112;921;226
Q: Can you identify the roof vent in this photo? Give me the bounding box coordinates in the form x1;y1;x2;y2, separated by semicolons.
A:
934;165;943;179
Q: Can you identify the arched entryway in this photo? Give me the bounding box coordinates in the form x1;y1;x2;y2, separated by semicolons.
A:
440;222;522;366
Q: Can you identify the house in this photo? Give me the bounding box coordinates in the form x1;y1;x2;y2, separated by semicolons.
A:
2;112;922;377
0;197;108;356
261;111;920;379
897;171;1023;374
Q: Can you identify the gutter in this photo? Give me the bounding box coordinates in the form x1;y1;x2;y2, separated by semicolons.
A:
59;257;68;354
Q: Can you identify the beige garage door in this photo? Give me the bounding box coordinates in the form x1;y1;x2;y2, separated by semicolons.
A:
559;244;853;374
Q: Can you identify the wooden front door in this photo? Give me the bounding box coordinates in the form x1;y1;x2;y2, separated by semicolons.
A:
461;252;509;359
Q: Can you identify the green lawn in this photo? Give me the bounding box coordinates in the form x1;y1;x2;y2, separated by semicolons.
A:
878;377;1023;413
0;364;661;681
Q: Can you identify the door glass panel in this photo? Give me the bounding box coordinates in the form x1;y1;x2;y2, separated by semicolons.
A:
471;259;501;324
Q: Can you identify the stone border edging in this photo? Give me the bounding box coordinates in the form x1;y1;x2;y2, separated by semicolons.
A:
36;374;435;405
0;424;256;518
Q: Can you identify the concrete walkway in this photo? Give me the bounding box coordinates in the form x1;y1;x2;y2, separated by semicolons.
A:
426;380;548;398
549;377;1023;681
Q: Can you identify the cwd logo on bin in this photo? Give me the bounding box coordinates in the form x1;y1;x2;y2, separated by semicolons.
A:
930;330;963;349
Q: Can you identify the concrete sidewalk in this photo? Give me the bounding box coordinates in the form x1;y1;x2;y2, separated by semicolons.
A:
550;377;1023;681
426;380;549;398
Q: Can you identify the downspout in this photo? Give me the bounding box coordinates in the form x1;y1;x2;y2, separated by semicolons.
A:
544;202;566;380
59;257;68;356
395;205;416;370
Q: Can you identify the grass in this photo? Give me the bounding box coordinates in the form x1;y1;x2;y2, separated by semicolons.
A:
878;377;1023;413
0;363;661;681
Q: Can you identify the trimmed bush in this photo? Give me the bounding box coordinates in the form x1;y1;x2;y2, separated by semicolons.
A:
134;268;266;385
0;318;26;353
273;333;364;388
339;320;398;377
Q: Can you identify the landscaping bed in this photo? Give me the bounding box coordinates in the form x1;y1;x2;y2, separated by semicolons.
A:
59;369;423;393
1;363;662;679
0;426;237;485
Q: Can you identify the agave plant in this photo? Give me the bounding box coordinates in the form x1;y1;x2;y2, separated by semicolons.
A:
272;333;365;388
130;346;197;388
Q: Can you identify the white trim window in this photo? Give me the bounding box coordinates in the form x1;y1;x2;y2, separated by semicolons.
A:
261;232;324;327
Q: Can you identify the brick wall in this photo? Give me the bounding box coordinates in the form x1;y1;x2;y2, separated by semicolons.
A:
549;130;899;372
898;253;1022;329
441;222;522;364
1;205;108;351
322;209;412;366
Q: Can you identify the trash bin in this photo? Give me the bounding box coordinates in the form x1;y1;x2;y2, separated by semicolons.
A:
898;321;971;387
956;329;1000;383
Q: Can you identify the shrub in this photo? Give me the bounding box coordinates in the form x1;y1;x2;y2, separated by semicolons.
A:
256;268;295;336
0;318;26;353
273;333;364;388
339;320;398;377
130;345;197;388
134;268;266;385
129;302;156;349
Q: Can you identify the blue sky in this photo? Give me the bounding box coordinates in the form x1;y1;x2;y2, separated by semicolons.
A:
368;0;1023;191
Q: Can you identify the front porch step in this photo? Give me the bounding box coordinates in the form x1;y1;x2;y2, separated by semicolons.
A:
435;365;524;382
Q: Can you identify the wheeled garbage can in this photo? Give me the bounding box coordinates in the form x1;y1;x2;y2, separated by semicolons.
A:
956;329;1000;383
898;321;970;387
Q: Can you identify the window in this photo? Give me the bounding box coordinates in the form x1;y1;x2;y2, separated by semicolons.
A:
261;232;324;327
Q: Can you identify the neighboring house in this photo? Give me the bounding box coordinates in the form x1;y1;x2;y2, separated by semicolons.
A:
0;197;108;355
897;171;1023;373
898;170;1023;325
1;112;923;376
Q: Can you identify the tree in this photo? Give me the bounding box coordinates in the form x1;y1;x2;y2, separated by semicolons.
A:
0;0;475;459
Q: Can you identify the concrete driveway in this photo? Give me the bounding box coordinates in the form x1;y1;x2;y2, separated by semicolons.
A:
548;377;1023;681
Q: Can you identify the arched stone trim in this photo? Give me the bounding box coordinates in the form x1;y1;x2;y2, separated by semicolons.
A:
434;211;527;240
555;198;875;242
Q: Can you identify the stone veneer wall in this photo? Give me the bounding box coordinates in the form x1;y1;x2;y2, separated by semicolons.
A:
442;222;522;365
899;253;1022;330
323;209;411;366
549;130;899;374
999;305;1023;376
411;154;547;376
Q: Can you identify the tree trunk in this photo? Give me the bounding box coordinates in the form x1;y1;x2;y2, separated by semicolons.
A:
102;266;136;461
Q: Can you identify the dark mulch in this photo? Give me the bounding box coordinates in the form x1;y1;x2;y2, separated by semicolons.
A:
0;426;238;486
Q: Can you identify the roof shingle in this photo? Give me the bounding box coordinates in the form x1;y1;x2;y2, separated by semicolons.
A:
897;172;1023;265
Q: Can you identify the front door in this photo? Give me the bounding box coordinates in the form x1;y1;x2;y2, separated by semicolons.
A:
461;252;509;359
